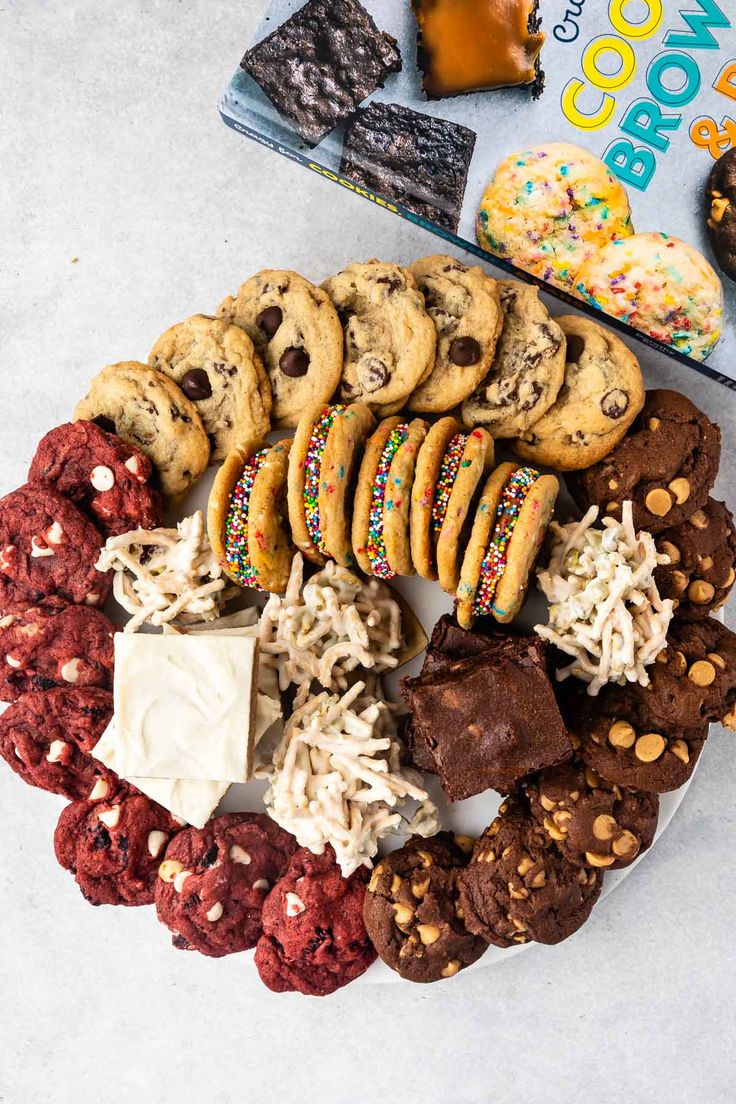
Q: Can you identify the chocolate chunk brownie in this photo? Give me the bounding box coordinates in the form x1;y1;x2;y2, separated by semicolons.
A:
525;759;659;870
655;498;736;620
363;834;486;982
340;101;476;233
0;687;113;800
255;846;375;996
457;797;603;947
0;483;111;613
567;389;721;534
241;0;401;147
155;813;297;958
706;148;736;282
55;788;182;907
28;421;162;538
0;605;116;702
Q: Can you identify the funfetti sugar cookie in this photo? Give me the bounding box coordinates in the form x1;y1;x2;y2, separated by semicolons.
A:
217;270;343;429
353;417;429;579
476;143;633;289
431;427;495;594
457;462;559;627
208;437;294;594
574;232;724;362
406;255;502;414
322;260;437;411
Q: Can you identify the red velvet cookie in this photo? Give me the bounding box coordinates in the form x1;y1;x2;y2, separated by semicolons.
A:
55;788;182;906
0;604;116;702
155;813;297;957
0;686;114;799
29;421;163;538
0;483;111;612
255;846;376;996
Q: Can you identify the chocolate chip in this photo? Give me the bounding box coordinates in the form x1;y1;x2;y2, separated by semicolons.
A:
257;306;283;338
601;389;629;419
279;347;310;377
32;674;57;691
376;275;402;292
172;934;191;950
520;382;543;410
92;416;117;434
92;826;111;851
201;843;219;868
566;334;585;362
359;358;391;393
449;337;481;366
180;368;212;401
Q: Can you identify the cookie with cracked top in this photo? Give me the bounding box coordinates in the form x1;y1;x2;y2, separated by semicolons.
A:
28;420;162;538
322;260;437;412
363;833;486;983
217;270;343;429
706;148;736;282
655;497;736;620
512;315;644;470
461;280;565;438
155;813;297;957
74;361;210;500
525;758;659;871
458;796;603;947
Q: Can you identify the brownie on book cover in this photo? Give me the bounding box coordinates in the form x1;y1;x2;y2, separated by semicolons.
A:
340;101;476;233
241;0;401;148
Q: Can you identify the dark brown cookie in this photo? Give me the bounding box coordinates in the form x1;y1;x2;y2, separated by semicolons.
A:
567;389;721;534
655;498;736;620
706;148;736;282
525;759;659;870
363;833;486;983
645;619;736;731
457;797;602;947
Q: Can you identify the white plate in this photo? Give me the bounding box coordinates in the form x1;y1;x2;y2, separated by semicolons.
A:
171;455;700;984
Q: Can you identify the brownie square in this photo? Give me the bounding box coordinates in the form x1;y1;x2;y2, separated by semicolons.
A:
240;0;402;147
403;629;571;800
340;101;476;233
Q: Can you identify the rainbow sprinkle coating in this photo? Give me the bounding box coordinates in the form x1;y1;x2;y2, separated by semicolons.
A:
224;448;270;590
366;423;410;579
474;467;539;614
431;433;468;537
303;404;345;556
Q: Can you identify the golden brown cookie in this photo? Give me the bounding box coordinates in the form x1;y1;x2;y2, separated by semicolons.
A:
432;429;494;594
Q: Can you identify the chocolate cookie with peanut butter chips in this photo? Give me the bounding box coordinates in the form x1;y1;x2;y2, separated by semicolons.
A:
457;796;603;948
0;483;111;613
567;389;721;533
28;421;162;538
646;619;736;732
363;833;486;983
217;270;343;429
525;759;659;871
655;498;736;620
706;147;736;282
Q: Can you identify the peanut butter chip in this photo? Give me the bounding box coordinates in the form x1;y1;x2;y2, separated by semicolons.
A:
539;794;555;812
649;417;661;431
608;479;619;491
724;567;736;588
668;477;690;504
611;830;639;858
543;816;567;841
688;580;715;604
645;488;673;517
606;501;619;514
660;540;680;565
708;652;726;669
723;707;736;731
441;960;461;978
608;720;635;749
699;556;714;571
584;851;615;868
635;732;666;762
711;195;730;222
671;570;688;594
689;659;716;687
417;924;440;946
690;510;708;530
393;903;414;928
592;814;617;841
669;739;690;764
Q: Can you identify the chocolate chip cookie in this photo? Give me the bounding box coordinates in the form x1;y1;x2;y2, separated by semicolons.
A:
322;260;437;412
74;361;210;500
461;280;566;438
149;314;271;461
567;389;722;534
706;148;736;282
363;834;486;983
405;255;502;414
655;498;736;619
457;797;603;947
512;315;644;470
217;270;343;429
525;759;659;870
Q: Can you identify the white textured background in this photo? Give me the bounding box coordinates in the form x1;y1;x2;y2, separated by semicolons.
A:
1;4;735;1103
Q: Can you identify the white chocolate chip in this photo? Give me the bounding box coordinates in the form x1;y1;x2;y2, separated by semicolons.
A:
0;545;15;571
229;845;251;865
46;739;67;763
60;658;81;683
206;901;224;922
84;593;100;606
173;869;193;894
5;655;21;669
285;892;306;917
90;465;115;492
124;455;143;479
89;778;110;801
171;814;187;828
46;522;64;545
147;830;168;858
98;805;121;829
253;878;270;891
30;537;54;558
0;614;16;629
14;745;23;761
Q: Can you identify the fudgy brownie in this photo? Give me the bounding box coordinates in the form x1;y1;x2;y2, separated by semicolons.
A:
240;0;401;147
340;101;476;233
